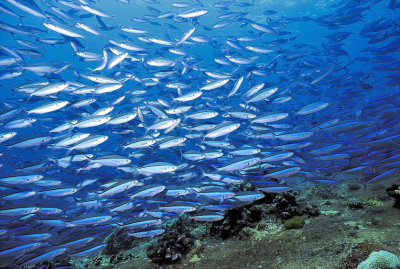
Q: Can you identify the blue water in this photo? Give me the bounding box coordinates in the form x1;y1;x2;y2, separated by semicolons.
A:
0;0;399;267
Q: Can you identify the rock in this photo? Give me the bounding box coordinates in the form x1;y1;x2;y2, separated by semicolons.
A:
283;216;305;229
348;183;362;191
340;241;384;269
357;250;400;269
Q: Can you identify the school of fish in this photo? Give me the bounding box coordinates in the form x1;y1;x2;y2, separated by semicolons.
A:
0;0;399;267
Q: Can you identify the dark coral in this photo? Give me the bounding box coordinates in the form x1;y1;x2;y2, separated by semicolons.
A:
386;184;400;208
209;205;262;239
109;252;135;265
103;229;138;255
267;190;320;220
146;215;195;265
231;182;257;192
30;260;73;269
346;198;364;209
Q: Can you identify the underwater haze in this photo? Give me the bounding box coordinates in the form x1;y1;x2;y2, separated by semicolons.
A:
0;0;400;268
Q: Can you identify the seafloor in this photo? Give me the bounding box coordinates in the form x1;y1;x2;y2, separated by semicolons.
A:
67;177;399;269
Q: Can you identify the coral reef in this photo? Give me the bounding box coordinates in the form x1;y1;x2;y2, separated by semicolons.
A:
357;250;400;269
210;190;319;239
64;181;400;269
386;184;400;208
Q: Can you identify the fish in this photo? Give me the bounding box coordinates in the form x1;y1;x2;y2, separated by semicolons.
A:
122;217;163;229
0;242;44;257
0;175;43;185
3;190;37;200
43;23;83;38
69;135;109;151
71;244;106;257
0;207;40;216
218;157;261;172
0;132;17;143
296;102;329;116
99;180;139;197
136;162;178;175
66;216;112;226
178;8;208;18
233;191;265;202
74;116;112;128
23;248;68;266
80;5;111;18
246;87;278;103
4;0;45;18
40;188;79;197
177;27;196;45
190;211;225;222
200;79;230;91
130;184;166;199
205;122;241;139
27;101;69;114
30;82;69;97
129;229;165;238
